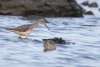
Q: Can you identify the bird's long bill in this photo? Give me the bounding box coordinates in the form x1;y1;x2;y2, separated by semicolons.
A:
44;22;50;31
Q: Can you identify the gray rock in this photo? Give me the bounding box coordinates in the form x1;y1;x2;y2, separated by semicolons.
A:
85;11;94;15
81;1;89;6
0;0;83;17
88;2;98;7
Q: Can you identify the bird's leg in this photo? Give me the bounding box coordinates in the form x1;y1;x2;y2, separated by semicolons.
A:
18;36;27;39
22;35;28;39
18;35;25;39
25;34;30;39
25;36;28;39
18;34;28;39
18;35;22;38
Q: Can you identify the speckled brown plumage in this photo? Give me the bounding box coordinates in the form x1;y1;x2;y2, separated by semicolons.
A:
8;24;31;32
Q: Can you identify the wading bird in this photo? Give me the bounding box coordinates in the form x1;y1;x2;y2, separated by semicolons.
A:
43;39;56;52
7;18;50;38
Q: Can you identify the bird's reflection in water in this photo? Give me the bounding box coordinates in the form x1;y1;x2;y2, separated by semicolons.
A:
43;39;56;52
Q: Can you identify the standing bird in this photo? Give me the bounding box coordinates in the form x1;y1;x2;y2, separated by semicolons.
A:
7;18;50;38
43;39;56;52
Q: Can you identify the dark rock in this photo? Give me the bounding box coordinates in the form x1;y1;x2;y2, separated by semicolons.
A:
43;37;66;44
88;2;98;7
81;1;89;6
43;37;75;45
0;0;83;17
85;11;94;15
52;37;66;44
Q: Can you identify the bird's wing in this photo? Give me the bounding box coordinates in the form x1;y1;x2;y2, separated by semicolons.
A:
8;24;31;32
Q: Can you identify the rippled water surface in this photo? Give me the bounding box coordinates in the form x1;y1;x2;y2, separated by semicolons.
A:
0;16;100;67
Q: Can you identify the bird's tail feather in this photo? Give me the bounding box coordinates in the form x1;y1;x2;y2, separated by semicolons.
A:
5;28;14;32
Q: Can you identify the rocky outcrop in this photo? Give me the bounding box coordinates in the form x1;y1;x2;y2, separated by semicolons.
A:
0;0;83;17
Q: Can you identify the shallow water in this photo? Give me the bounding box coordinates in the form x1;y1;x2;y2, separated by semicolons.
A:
0;15;100;67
